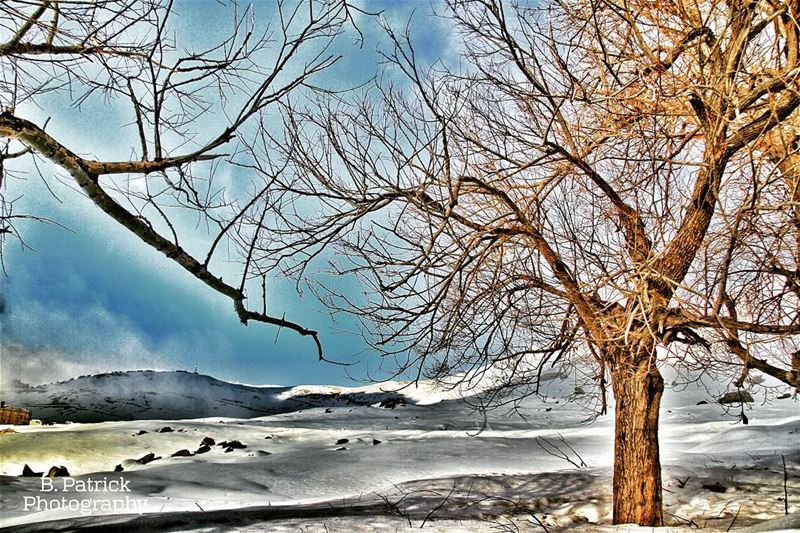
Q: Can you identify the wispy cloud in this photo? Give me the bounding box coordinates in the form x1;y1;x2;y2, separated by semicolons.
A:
0;297;207;386
0;342;173;387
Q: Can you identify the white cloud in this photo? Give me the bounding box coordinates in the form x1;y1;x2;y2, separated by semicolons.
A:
0;343;173;387
0;301;188;386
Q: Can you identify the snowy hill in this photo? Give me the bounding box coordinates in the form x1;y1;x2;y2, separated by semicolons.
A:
0;370;434;423
0;370;797;532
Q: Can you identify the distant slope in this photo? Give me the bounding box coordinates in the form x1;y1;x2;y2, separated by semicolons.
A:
0;371;410;423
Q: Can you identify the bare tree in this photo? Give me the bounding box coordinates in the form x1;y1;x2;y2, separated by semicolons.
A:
252;0;800;526
0;0;364;358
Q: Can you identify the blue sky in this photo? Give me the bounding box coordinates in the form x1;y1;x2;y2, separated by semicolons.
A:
0;0;455;386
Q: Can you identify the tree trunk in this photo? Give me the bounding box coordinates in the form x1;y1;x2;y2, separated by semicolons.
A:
610;356;665;526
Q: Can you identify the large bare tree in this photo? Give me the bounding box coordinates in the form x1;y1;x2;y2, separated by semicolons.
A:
252;0;800;525
0;0;365;358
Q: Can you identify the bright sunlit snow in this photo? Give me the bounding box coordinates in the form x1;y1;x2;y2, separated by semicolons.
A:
0;371;797;532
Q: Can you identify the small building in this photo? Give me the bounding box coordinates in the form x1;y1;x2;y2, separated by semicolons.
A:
0;402;31;425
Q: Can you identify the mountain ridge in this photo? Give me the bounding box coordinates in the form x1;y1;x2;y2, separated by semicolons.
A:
0;370;412;423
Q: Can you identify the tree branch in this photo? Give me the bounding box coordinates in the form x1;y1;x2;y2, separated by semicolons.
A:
0;111;322;357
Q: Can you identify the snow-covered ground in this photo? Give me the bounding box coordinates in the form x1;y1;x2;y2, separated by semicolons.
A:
0;371;797;532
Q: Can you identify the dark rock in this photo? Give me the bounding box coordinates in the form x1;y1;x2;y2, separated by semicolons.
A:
135;452;159;465
325;408;334;413
21;464;43;477
777;393;792;400
114;464;124;472
171;449;193;457
574;387;585;395
545;408;552;412
159;426;174;433
195;445;211;454
702;482;728;493
200;437;216;447
372;439;382;445
696;400;708;405
378;397;406;409
264;436;273;439
226;440;246;449
47;466;70;477
336;446;347;451
224;447;234;453
336;438;349;445
135;430;148;435
718;391;754;404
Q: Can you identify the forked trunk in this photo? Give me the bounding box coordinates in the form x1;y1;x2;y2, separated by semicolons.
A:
610;356;664;526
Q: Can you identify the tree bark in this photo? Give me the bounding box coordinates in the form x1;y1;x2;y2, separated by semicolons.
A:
610;354;665;526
